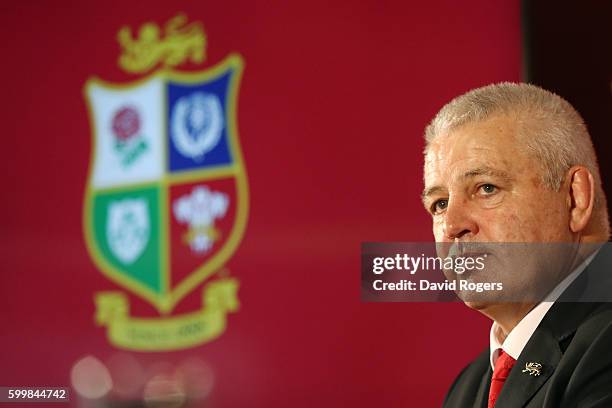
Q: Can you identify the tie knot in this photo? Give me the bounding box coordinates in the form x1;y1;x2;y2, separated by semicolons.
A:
492;350;516;381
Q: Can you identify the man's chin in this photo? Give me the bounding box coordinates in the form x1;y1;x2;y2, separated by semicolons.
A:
463;300;493;311
454;284;508;307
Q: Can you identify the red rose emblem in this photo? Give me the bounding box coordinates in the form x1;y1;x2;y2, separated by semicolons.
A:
112;107;140;141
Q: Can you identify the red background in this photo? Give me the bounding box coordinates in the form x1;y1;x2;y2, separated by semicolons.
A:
0;1;520;406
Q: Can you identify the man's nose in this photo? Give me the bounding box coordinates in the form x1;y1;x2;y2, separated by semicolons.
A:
442;199;478;240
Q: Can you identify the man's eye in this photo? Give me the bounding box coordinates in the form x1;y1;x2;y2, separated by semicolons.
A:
432;199;448;214
479;184;497;194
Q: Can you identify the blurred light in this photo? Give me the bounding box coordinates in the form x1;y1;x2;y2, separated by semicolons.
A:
147;361;175;378
70;355;113;400
143;374;186;408
106;352;145;398
175;358;215;400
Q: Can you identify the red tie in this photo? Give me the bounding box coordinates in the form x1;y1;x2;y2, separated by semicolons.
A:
488;350;516;408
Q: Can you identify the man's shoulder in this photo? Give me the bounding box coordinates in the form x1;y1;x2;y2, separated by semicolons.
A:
443;348;490;408
576;302;612;330
557;302;612;363
539;302;612;407
548;301;612;348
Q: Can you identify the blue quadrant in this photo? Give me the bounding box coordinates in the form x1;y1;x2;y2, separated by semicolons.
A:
167;70;234;172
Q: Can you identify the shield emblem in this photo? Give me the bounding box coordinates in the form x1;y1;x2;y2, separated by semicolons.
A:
83;55;248;314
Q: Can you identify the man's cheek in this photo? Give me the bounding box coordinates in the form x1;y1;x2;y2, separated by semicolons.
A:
433;219;445;241
481;211;524;242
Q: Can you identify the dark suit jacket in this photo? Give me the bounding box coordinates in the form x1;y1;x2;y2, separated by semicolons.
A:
443;246;612;407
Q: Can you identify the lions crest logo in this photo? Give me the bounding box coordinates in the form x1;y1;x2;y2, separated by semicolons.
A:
83;15;248;351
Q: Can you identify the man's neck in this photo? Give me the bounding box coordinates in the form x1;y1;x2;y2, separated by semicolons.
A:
481;302;537;342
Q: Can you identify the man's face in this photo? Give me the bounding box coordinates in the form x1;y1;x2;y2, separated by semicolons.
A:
422;115;573;304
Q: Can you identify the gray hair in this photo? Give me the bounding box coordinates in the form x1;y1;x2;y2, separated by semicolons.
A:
424;82;609;235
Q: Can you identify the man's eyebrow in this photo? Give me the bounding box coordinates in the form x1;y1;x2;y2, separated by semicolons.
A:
421;186;446;203
461;166;513;182
421;167;513;203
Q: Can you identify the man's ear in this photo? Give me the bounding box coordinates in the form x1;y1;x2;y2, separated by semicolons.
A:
566;166;595;233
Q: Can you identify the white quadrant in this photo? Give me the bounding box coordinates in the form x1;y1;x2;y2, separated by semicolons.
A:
88;78;165;189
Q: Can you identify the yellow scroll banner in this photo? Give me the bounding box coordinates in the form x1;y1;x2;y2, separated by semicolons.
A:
95;278;239;351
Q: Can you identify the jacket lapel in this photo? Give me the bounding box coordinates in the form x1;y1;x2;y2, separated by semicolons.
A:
495;328;562;408
474;365;492;408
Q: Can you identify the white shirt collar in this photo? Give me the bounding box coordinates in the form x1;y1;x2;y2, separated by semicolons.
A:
489;250;598;369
